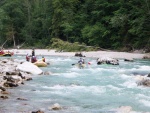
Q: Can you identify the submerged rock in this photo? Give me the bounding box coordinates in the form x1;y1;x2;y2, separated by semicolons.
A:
49;103;62;110
137;79;150;87
17;97;28;101
31;110;44;113
0;95;8;99
43;71;52;75
135;74;150;87
124;58;134;62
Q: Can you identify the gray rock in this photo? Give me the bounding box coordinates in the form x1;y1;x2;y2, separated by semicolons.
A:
49;103;62;110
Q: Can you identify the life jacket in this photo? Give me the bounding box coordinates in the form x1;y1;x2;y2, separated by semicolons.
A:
0;50;4;55
34;57;37;62
26;55;30;61
31;56;37;63
42;58;45;62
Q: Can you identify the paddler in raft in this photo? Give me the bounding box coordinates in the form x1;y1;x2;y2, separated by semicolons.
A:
78;58;85;69
31;56;37;63
26;54;30;62
42;56;45;62
33;56;47;67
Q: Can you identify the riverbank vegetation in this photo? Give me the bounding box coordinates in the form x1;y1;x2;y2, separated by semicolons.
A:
0;0;150;52
48;38;98;52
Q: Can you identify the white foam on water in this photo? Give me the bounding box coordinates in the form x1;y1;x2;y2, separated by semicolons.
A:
50;57;72;62
44;84;82;96
51;67;60;70
139;65;150;70
46;90;69;96
51;73;61;76
119;74;139;83
88;86;106;94
16;56;22;57
70;67;88;72
49;84;66;90
139;99;150;107
61;72;80;78
137;94;150;100
121;80;137;88
62;58;72;62
91;67;117;73
70;67;79;71
120;74;132;79
128;66;150;73
88;68;103;73
42;85;51;89
106;85;122;91
27;86;71;96
48;84;85;92
118;68;127;73
47;84;106;96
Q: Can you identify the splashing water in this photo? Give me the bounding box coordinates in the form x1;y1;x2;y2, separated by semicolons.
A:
1;56;150;113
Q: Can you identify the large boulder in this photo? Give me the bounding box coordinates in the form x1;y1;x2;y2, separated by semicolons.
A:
137;79;150;87
16;62;43;75
97;57;119;65
135;74;150;87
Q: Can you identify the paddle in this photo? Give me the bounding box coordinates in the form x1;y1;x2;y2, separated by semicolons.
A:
72;63;76;66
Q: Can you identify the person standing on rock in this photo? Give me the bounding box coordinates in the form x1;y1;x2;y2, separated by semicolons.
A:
32;49;35;56
31;49;35;63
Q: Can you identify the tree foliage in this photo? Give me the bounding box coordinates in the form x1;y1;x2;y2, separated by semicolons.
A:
0;0;149;51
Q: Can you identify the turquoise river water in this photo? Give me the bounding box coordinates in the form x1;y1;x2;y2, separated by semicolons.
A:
0;55;150;113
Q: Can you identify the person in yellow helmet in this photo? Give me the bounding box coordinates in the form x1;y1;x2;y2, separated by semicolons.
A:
42;56;45;62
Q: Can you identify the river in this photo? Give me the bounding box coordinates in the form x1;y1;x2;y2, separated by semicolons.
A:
1;55;150;113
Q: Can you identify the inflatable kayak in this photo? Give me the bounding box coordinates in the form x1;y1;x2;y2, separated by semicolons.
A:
33;61;47;67
76;63;86;69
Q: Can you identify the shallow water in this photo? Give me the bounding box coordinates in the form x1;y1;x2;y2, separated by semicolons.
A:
0;55;150;113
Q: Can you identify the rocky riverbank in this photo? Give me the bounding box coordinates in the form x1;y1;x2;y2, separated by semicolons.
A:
0;58;33;98
0;58;53;113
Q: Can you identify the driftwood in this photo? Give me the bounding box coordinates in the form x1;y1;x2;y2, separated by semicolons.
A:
0;38;26;49
0;39;8;49
16;41;26;49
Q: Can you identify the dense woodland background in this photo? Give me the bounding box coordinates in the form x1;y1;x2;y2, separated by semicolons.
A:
0;0;150;52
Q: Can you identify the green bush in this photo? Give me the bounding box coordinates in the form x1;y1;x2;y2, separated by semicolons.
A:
48;38;98;52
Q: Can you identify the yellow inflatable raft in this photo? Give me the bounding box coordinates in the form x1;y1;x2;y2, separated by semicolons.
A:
33;61;47;67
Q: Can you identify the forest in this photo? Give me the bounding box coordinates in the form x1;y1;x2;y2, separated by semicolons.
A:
0;0;150;52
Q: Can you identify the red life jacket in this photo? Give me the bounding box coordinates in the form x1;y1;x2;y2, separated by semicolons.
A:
26;55;30;61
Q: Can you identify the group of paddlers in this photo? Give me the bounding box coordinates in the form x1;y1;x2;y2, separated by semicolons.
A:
74;57;119;69
26;49;45;63
0;49;14;56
